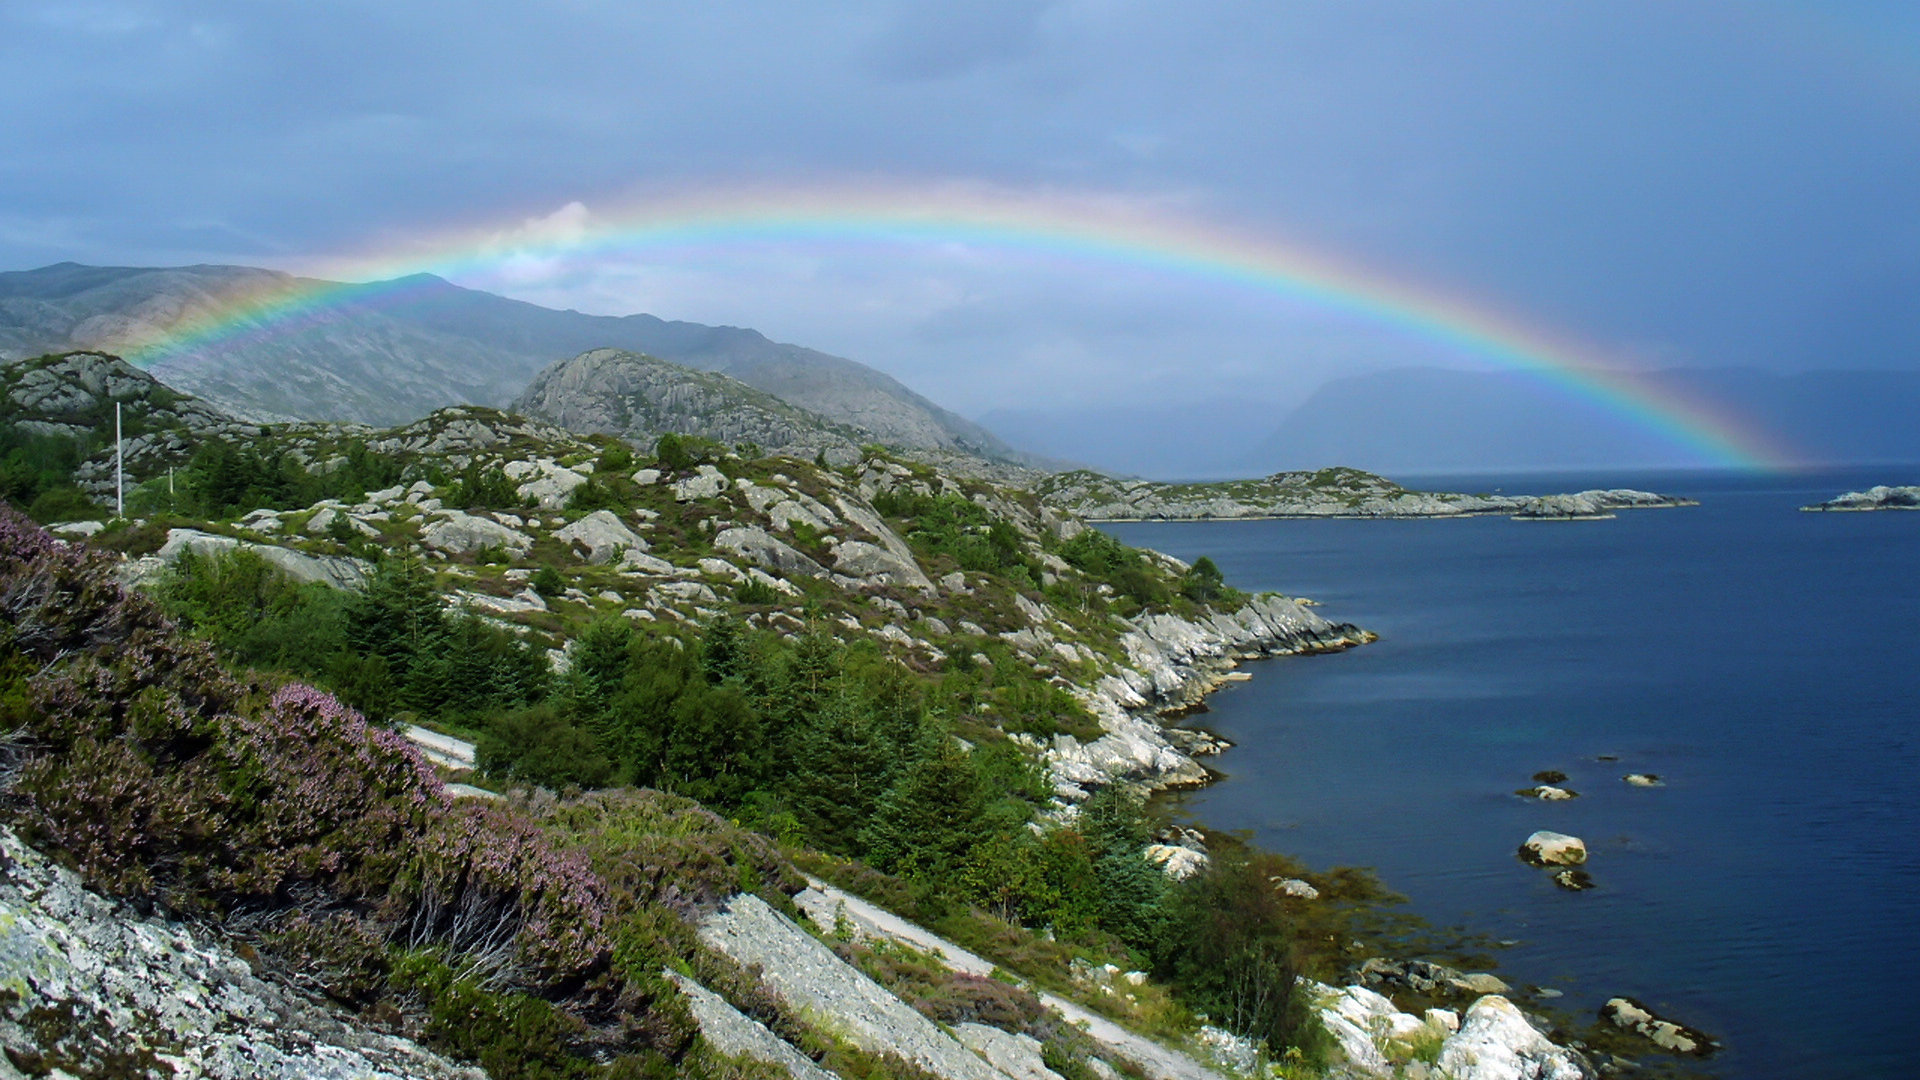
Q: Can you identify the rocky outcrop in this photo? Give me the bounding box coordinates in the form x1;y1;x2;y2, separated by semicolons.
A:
1311;983;1593;1079
1600;997;1717;1056
0;827;480;1080
152;528;371;590
696;894;1007;1080
1034;468;1696;522
513;349;870;460
1434;996;1593;1080
1800;484;1920;511
553;509;647;564
714;526;829;579
420;510;536;556
1049;594;1374;798
668;973;837;1080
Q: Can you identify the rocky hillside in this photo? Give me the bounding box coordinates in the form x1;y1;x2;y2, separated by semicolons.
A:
0;263;1024;460
1035;466;1698;521
0;378;1647;1078
511;348;872;461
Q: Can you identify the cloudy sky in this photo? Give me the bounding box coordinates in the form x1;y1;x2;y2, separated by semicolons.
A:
2;1;1916;419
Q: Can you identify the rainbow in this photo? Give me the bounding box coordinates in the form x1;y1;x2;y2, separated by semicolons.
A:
124;182;1796;470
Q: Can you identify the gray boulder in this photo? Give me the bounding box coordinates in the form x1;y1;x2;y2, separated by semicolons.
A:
553;509;647;564
714;526;827;579
831;540;934;592
420;511;535;556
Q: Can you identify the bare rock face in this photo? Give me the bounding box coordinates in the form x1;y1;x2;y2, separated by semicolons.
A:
696;895;1006;1080
0;828;481;1080
831;540;934;592
512;349;868;459
154;528;371;590
420;510;535;556
714;526;827;579
553;509;647;564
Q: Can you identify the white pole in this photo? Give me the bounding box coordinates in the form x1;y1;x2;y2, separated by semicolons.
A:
115;401;124;519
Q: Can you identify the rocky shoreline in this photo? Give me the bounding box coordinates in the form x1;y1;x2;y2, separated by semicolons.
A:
1799;484;1919;511
1035;467;1697;522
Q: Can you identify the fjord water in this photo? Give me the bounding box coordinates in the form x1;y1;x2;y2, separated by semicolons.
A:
1104;468;1919;1080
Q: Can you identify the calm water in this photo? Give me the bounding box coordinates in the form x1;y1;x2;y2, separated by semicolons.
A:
1104;468;1919;1080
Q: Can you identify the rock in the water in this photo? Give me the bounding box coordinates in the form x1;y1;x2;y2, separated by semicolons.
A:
1601;997;1717;1056
1520;830;1588;867
1623;773;1663;787
1518;784;1577;800
1553;869;1595;891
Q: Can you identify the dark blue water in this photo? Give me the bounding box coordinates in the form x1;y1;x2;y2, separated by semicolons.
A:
1104;468;1919;1080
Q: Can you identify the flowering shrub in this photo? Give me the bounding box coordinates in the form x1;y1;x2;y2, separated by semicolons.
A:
0;504;609;994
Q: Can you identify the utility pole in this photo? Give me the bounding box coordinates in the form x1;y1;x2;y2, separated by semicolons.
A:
115;401;124;519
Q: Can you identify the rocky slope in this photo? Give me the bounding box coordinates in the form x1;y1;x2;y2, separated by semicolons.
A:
511;348;871;460
0;827;480;1080
1799;484;1920;511
1035;467;1697;521
0;263;1023;460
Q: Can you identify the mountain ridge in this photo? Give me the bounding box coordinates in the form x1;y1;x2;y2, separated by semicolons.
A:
0;262;1023;461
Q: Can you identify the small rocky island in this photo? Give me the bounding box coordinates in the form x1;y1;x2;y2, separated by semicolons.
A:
1035;466;1697;522
1799;484;1920;512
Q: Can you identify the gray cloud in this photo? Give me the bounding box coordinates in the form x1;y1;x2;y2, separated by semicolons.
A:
2;0;1914;423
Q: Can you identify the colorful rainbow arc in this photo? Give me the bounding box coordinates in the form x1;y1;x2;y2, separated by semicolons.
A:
129;187;1795;471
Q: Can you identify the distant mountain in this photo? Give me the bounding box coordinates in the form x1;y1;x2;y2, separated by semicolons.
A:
1253;367;1920;473
976;396;1291;480
0;262;1021;460
512;349;868;458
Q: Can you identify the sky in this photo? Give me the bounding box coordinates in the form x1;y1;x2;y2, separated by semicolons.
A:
2;1;1916;423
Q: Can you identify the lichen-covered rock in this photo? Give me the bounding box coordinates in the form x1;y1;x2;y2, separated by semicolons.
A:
0;827;482;1080
696;895;1006;1080
669;973;836;1080
953;1024;1064;1080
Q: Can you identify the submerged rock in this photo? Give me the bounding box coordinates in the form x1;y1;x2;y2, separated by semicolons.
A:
1601;997;1718;1056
